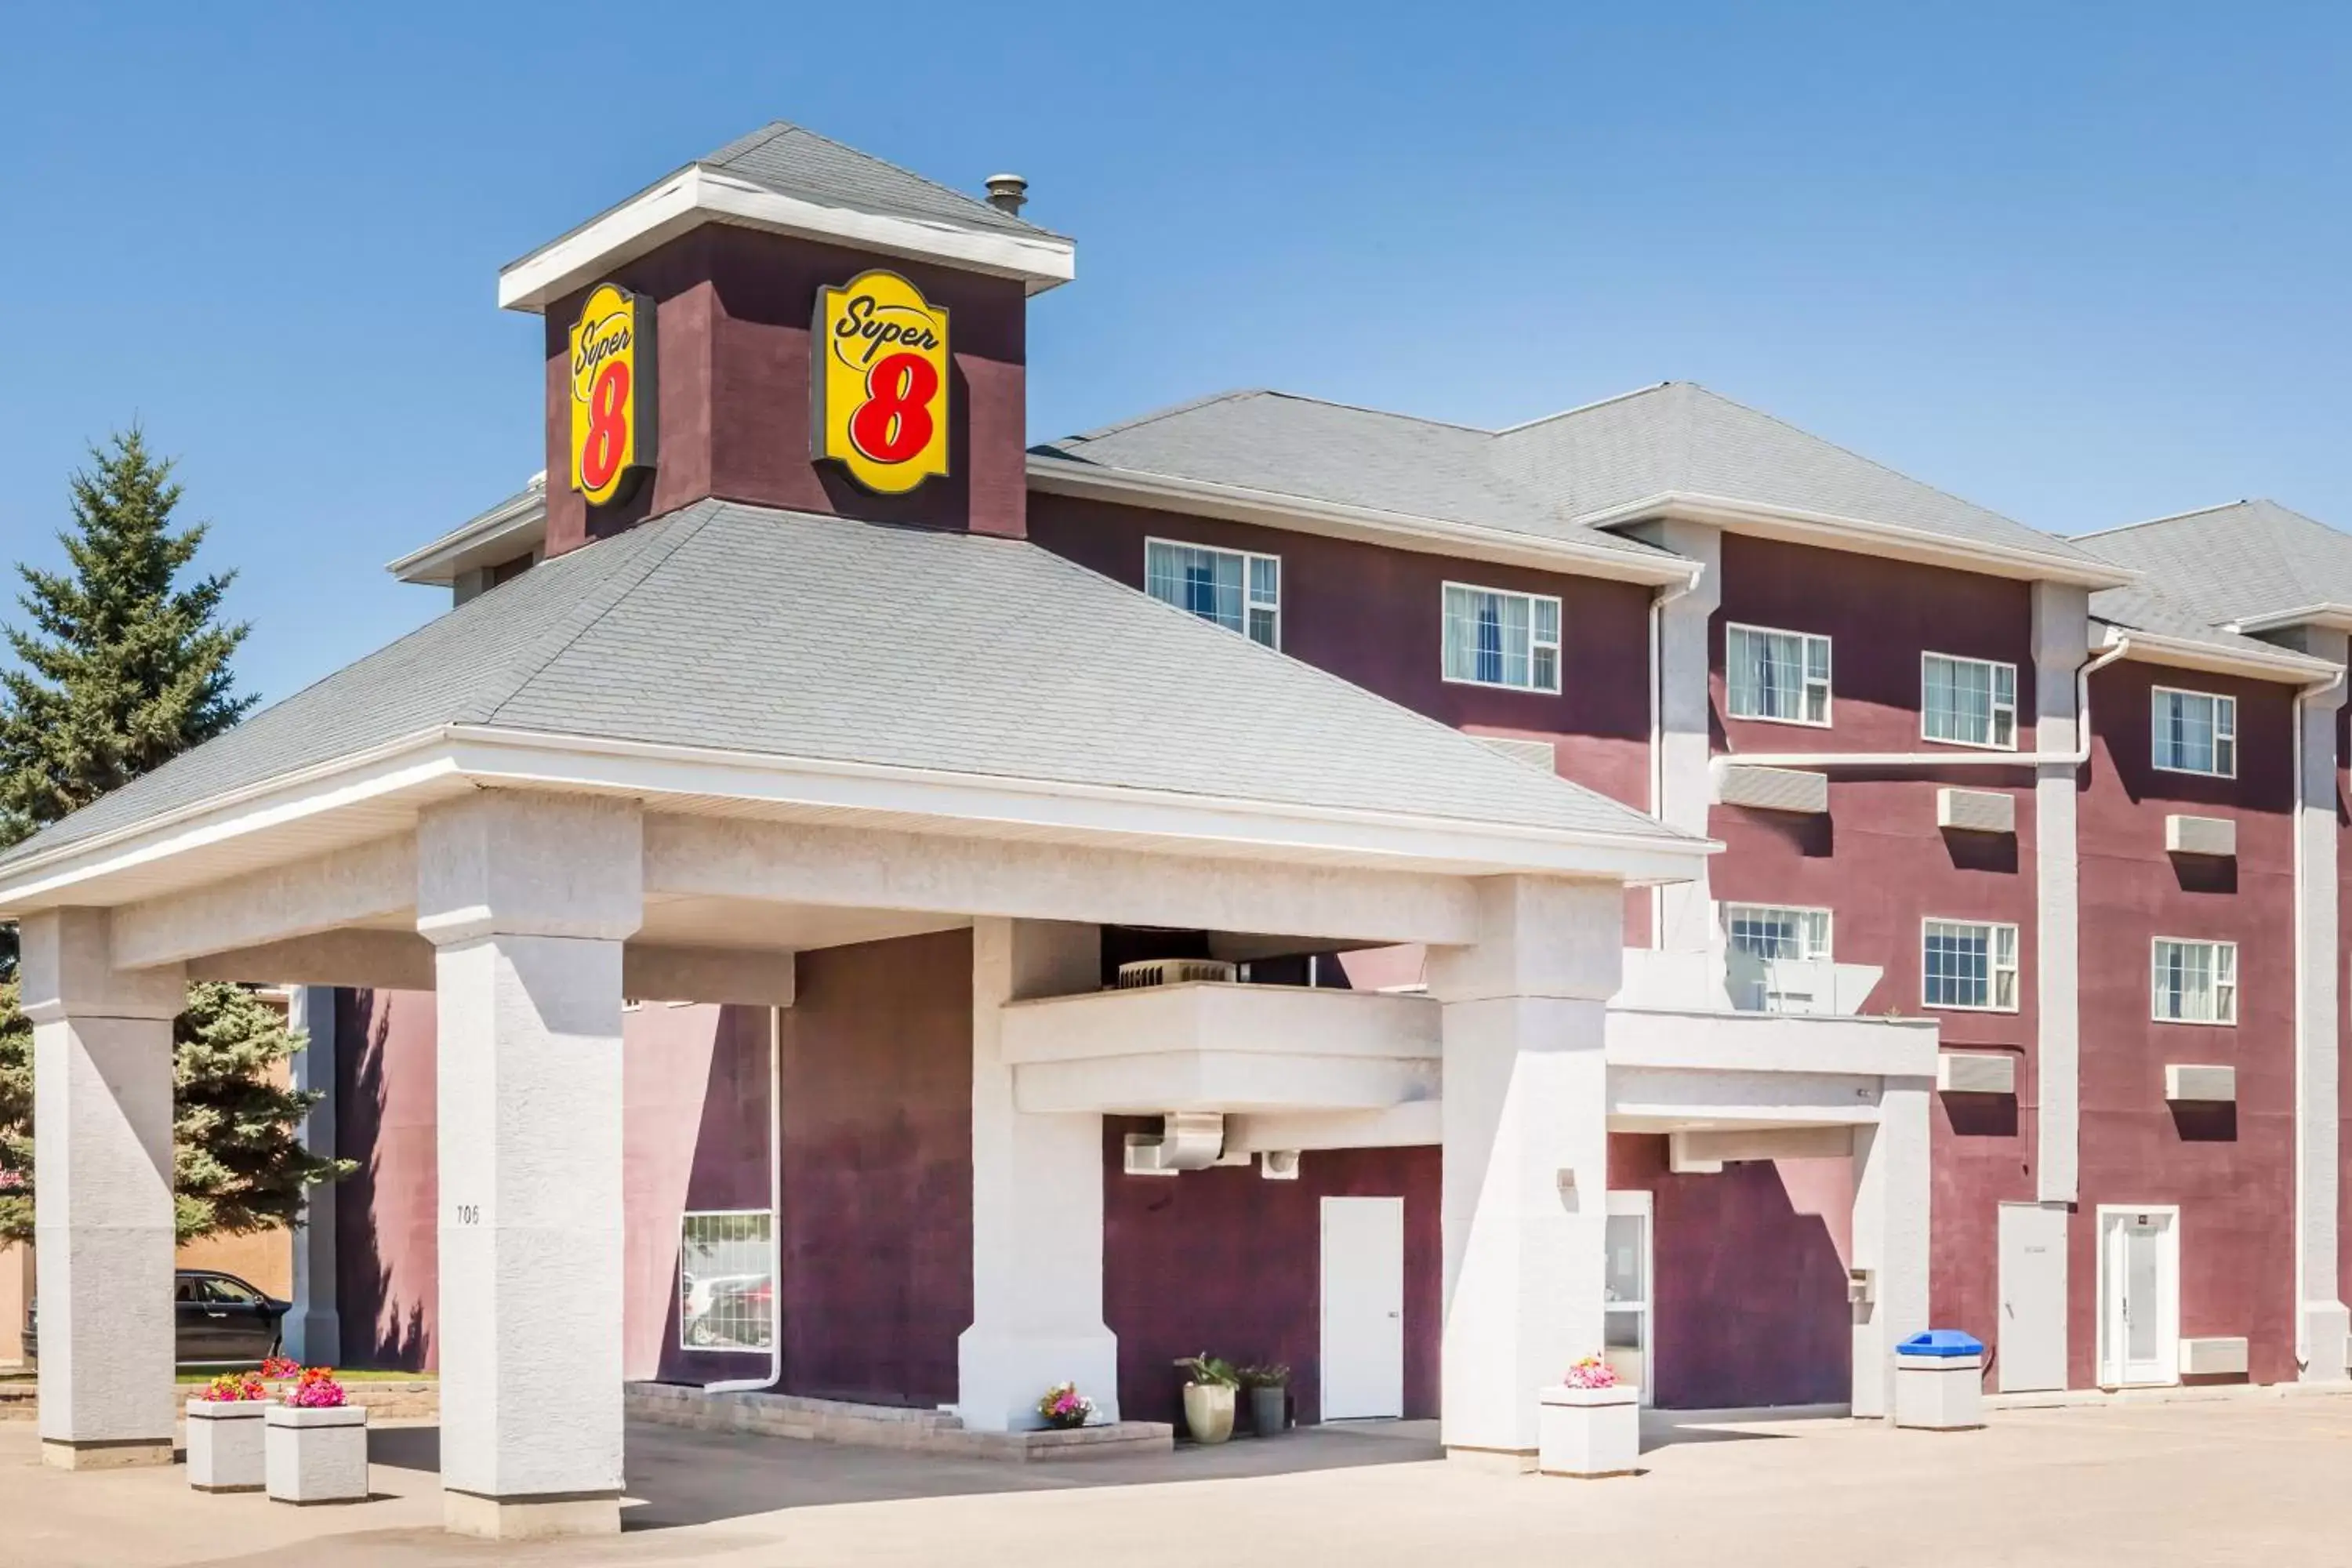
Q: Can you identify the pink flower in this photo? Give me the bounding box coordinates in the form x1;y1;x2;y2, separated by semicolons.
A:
283;1367;349;1408
1561;1356;1619;1390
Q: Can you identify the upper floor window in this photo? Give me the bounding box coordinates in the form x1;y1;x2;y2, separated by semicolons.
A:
1726;624;1831;726
1922;653;2017;750
1443;583;1561;693
1724;902;1832;1011
1145;539;1279;648
1922;918;2019;1011
2151;688;2236;778
2151;938;2237;1025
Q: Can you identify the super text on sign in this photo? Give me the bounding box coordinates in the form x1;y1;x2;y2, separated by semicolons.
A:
813;270;950;495
568;282;657;507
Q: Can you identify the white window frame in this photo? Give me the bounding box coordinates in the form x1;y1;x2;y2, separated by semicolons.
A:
678;1207;777;1356
2150;937;2238;1025
1144;536;1282;649
1921;917;2020;1013
1920;652;2019;751
1723;902;1835;1013
1441;581;1562;694
2150;686;2238;779
1724;622;1833;728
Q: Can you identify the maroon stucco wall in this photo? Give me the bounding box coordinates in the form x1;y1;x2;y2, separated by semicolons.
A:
1608;1135;1853;1407
336;988;439;1370
2074;658;2298;1385
1025;492;1655;811
1705;534;2044;1370
543;226;1027;556
779;929;975;1408
1102;1121;1440;1426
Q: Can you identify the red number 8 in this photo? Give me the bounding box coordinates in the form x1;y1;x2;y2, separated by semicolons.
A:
850;352;938;465
580;361;630;492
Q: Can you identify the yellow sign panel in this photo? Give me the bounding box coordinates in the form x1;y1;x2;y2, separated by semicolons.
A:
568;281;656;507
813;270;950;495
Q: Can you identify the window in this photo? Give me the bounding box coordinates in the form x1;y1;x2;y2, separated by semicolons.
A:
1922;919;2020;1011
1442;583;1561;692
680;1210;775;1354
1145;539;1279;648
2152;688;2237;777
1726;624;1831;725
2151;938;2237;1024
1922;653;2018;750
1724;902;1832;1011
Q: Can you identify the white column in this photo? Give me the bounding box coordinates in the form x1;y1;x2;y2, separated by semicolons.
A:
1850;1076;1932;1418
417;792;641;1541
285;985;340;1367
958;918;1118;1431
1428;877;1620;1463
19;908;184;1470
1636;522;1722;962
2288;629;2350;1380
2031;583;2089;1207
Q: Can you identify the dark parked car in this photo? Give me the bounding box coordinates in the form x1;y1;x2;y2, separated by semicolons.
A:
21;1269;289;1367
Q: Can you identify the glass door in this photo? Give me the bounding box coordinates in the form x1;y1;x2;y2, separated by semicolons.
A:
2098;1207;2178;1387
1604;1192;1653;1403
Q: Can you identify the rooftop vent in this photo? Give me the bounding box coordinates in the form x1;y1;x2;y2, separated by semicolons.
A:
983;172;1028;216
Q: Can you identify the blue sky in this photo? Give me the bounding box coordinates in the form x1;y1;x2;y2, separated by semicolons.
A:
4;2;2348;704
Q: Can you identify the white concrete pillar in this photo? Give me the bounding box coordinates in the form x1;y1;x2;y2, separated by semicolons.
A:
1427;877;1621;1463
2286;628;2350;1380
957;918;1118;1431
285;985;340;1367
1629;521;1721;961
19;908;184;1470
2031;583;2089;1207
1850;1076;1932;1418
417;792;641;1540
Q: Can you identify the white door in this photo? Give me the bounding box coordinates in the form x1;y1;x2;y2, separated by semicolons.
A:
1997;1203;2068;1392
1320;1196;1405;1420
1604;1192;1654;1404
2097;1208;2179;1387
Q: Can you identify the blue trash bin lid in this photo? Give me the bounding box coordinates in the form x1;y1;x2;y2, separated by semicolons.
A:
1898;1329;1984;1358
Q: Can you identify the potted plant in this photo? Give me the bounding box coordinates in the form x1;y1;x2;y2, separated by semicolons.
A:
187;1371;271;1493
1036;1382;1096;1430
264;1367;369;1505
1537;1356;1641;1479
1240;1363;1290;1436
1173;1354;1239;1445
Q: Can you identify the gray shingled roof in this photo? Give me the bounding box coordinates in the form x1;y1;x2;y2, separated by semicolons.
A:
2084;582;2319;662
2078;500;2352;628
1034;383;2110;568
0;503;1693;870
701;121;1058;238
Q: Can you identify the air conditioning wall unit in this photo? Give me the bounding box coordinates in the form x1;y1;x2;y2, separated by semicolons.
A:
2165;815;2236;858
1938;1051;2017;1095
1115;958;1239;989
2165;1063;2236;1104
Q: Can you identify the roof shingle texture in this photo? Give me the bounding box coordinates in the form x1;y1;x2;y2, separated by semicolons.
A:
1036;383;2107;568
0;504;1690;869
2078;500;2352;627
699;122;1058;239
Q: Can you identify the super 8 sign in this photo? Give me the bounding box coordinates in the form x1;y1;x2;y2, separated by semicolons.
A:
813;270;949;495
568;282;657;507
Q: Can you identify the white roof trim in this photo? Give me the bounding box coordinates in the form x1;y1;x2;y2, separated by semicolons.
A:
2098;624;2341;684
1025;456;1703;589
0;724;1715;914
499;165;1077;313
2226;604;2352;637
1581;492;2136;590
385;480;549;584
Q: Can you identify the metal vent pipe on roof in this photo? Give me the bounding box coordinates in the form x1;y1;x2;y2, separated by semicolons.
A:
984;172;1028;215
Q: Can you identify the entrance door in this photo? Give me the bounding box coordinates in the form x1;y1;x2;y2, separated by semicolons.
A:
1320;1196;1405;1420
1997;1203;2068;1392
1604;1192;1654;1403
2097;1208;2179;1387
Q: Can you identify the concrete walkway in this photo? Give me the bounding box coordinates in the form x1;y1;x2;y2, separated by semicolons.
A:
4;1396;2349;1565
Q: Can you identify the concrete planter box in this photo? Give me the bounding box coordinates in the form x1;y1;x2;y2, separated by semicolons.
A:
1894;1352;1984;1431
1537;1384;1641;1478
264;1404;369;1504
186;1399;268;1493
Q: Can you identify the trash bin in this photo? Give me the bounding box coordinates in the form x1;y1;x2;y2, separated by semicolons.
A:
1893;1329;1984;1431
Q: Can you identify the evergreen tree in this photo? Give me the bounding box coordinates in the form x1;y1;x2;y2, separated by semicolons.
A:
0;429;347;1245
0;980;351;1245
0;426;254;845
